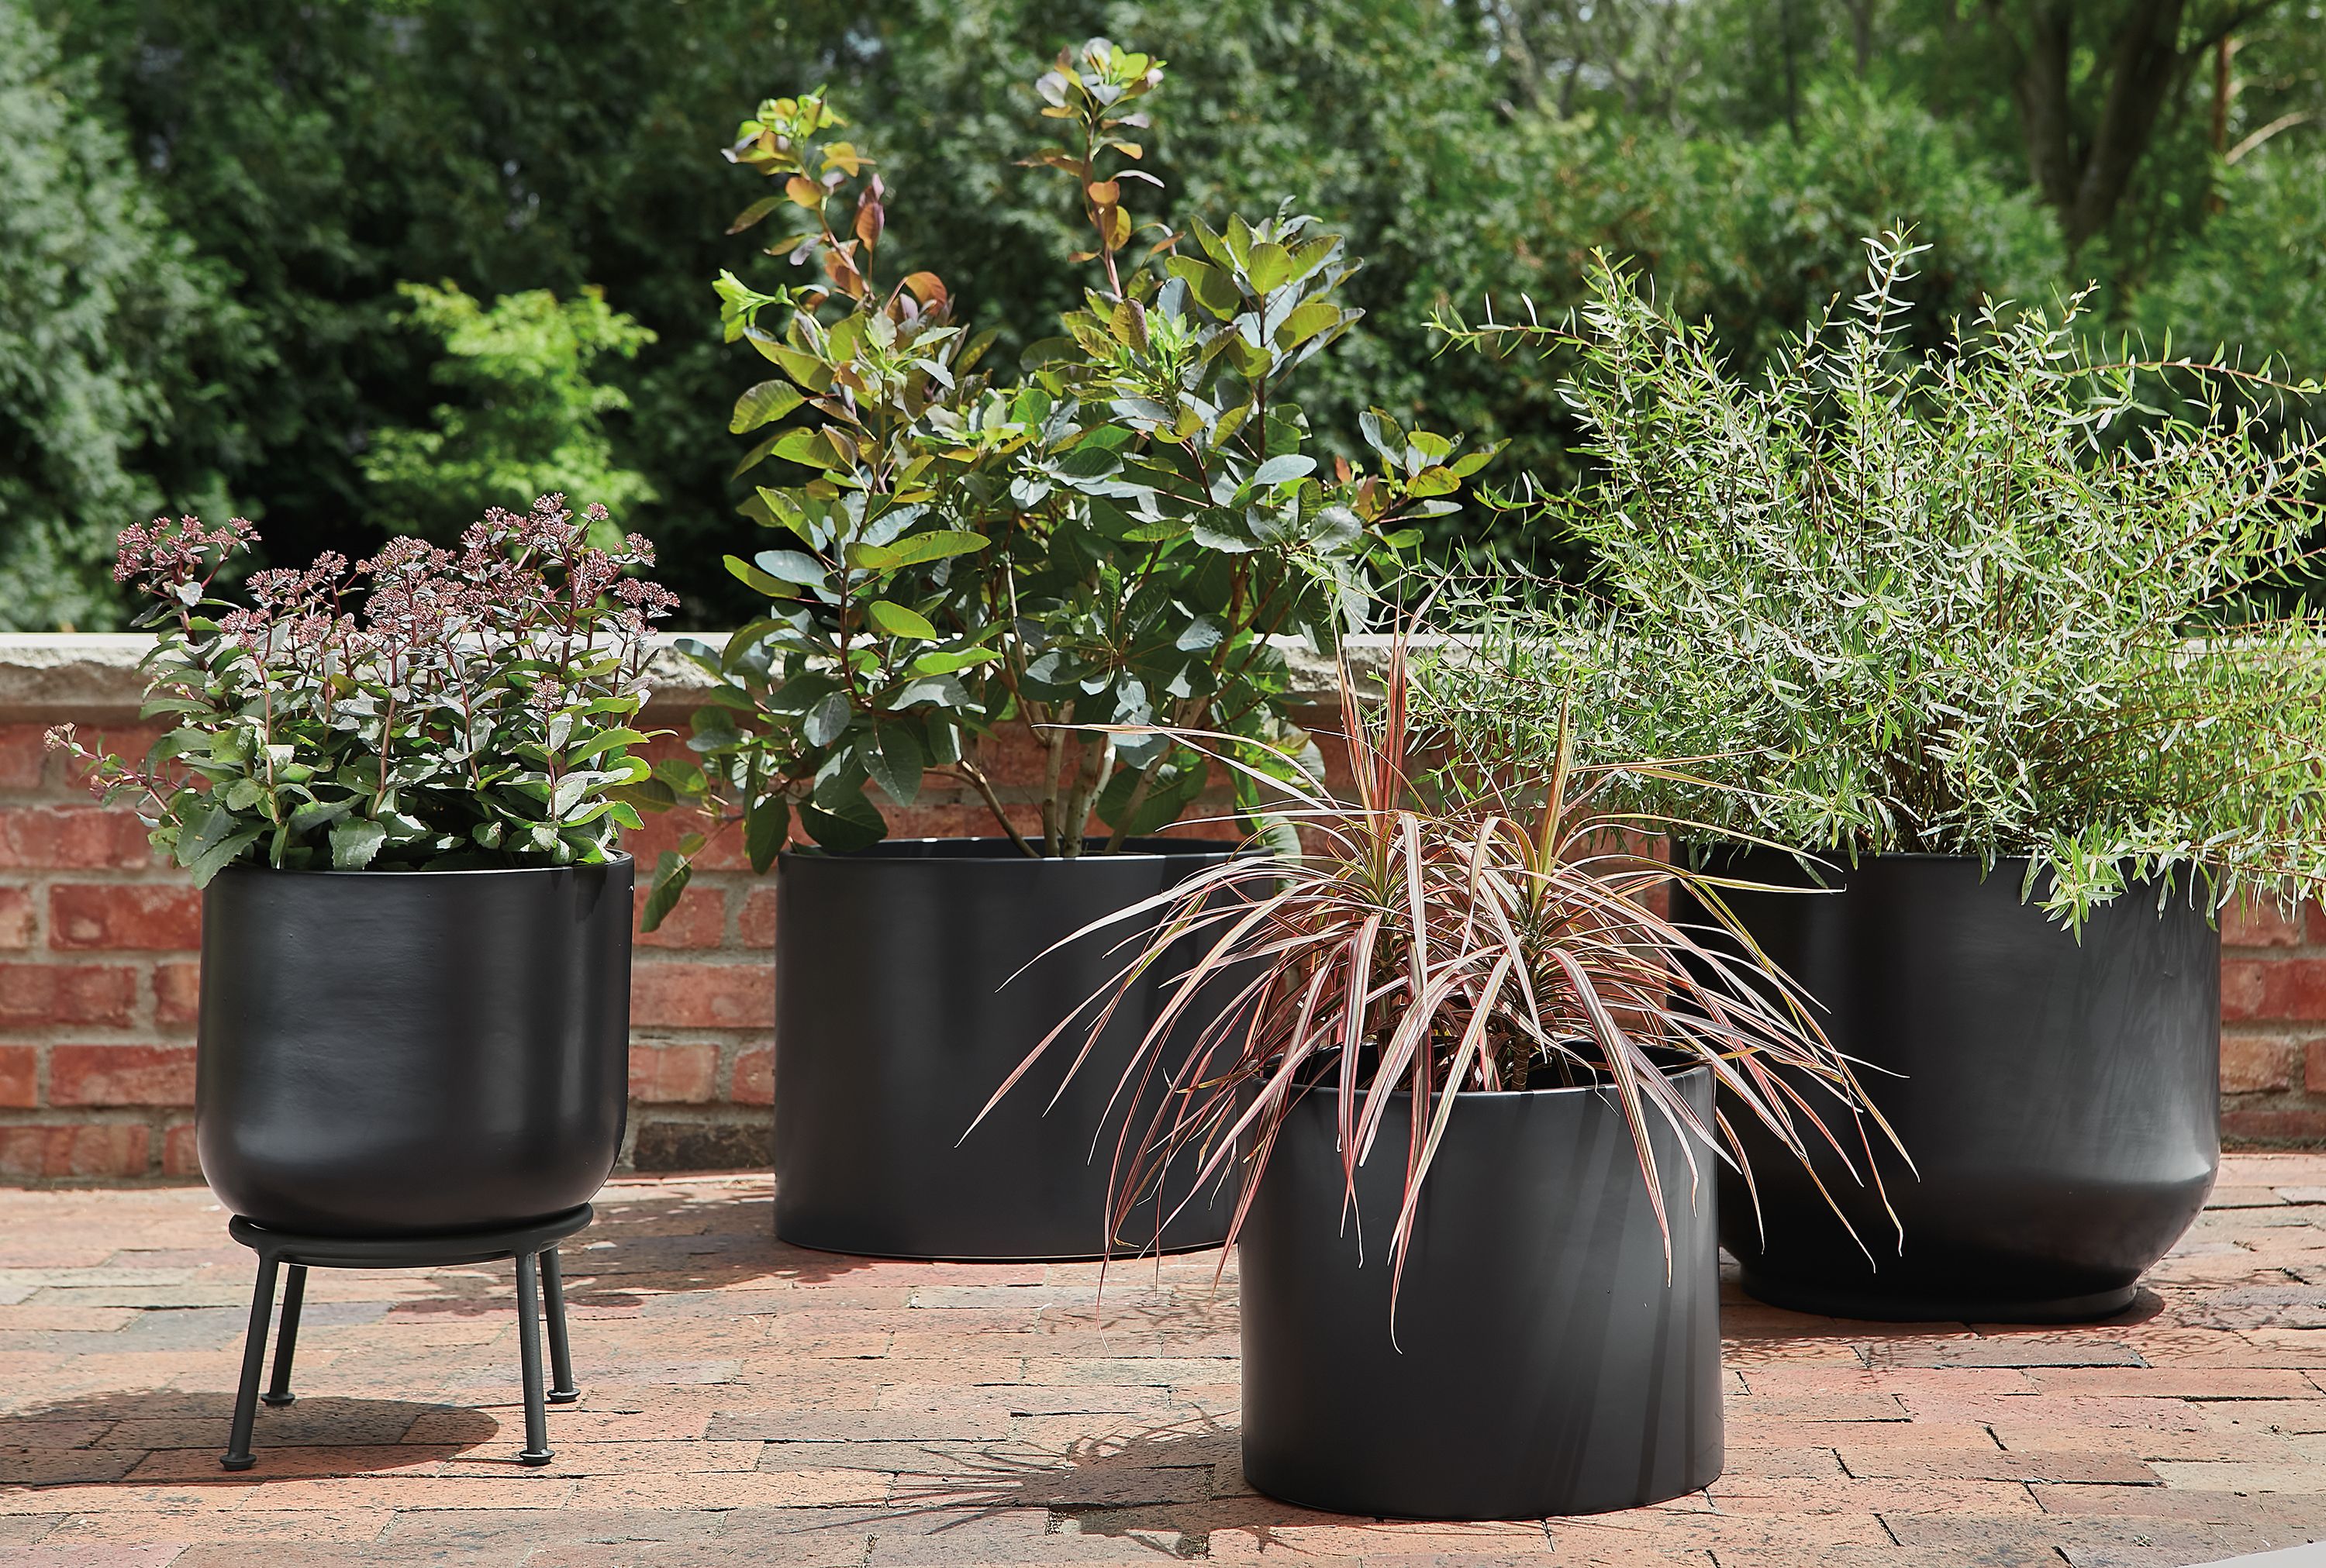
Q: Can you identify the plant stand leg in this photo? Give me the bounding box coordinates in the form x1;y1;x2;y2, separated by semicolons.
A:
541;1248;578;1404
513;1251;553;1466
222;1253;280;1471
262;1264;306;1407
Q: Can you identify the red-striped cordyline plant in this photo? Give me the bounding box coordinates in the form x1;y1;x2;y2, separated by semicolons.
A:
977;639;1902;1297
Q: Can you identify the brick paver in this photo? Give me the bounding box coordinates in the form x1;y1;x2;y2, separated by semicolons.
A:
3;1156;2326;1566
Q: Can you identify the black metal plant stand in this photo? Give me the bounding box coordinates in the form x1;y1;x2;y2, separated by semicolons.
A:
220;1204;593;1472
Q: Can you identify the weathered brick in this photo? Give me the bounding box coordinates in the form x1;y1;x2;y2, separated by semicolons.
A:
153;963;199;1027
885;801;1014;841
969;723;1058;787
0;724;52;789
631;1116;768;1171
2222;1107;2326;1142
0;1043;35;1107
2309;1040;2326;1097
0;963;140;1028
0;885;33;948
0;1123;150;1178
633;880;725;949
47;1044;196;1107
2222;956;2326;1023
0;805;154;870
160;1119;202;1177
730;1044;773;1106
48;884;202;951
630;962;772;1029
2224;897;2308;949
620;805;750;871
2221;1034;2300;1094
737;886;778;949
628;1042;720;1104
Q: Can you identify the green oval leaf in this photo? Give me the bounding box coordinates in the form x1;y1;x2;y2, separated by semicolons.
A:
730;379;806;434
1251;453;1317;487
882;530;989;566
865;601;938;640
771;426;844;469
754;550;827;584
803;692;851;747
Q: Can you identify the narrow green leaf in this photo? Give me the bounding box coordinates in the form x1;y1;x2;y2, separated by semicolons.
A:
726;195;783;234
639;851;694;933
724;554;799;600
744;795;791;874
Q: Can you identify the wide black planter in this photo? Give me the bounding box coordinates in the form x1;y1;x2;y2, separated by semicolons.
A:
1238;1065;1722;1520
1673;849;2218;1322
774;839;1240;1261
198;859;633;1236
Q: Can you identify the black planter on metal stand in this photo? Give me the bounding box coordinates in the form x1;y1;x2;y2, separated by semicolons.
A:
196;858;633;1469
773;839;1240;1261
1237;1064;1723;1520
221;1206;590;1471
1673;849;2219;1323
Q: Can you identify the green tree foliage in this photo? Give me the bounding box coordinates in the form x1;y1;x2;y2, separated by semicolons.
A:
361;282;657;544
42;0;868;619
2137;141;2326;377
0;0;243;629
7;0;2321;626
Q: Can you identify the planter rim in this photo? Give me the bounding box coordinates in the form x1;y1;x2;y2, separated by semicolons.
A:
1682;843;2210;871
206;851;633;880
780;836;1245;863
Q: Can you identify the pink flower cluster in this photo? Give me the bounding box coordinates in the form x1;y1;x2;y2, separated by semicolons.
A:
112;516;257;586
112;495;676;657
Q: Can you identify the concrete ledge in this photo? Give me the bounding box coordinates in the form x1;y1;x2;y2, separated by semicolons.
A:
0;631;1379;724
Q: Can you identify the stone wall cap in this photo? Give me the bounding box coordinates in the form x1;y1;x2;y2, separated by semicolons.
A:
0;630;1394;723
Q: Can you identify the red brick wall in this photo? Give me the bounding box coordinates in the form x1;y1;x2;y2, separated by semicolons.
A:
0;711;1237;1181
2220;898;2326;1142
4;709;2324;1183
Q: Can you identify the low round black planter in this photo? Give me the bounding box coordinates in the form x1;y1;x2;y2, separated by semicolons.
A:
198;858;633;1236
1673;849;2219;1322
773;839;1239;1261
1238;1064;1722;1520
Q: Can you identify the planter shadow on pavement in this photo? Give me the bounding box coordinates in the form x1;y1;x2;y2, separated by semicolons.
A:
885;1415;1363;1552
0;1391;500;1484
369;1180;882;1319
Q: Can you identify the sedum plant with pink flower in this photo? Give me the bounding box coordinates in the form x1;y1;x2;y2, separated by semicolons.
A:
50;495;676;883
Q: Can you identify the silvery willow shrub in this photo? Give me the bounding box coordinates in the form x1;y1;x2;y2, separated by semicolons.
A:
50;495;677;883
635;40;1494;925
1423;230;2326;923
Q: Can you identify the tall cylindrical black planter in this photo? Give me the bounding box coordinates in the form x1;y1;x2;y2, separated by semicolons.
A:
1238;1066;1723;1520
774;839;1240;1261
198;859;633;1236
1674;850;2218;1322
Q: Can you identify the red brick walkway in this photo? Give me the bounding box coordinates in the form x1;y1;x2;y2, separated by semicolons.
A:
3;1156;2325;1566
